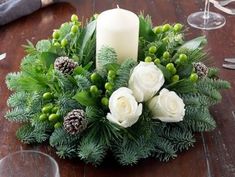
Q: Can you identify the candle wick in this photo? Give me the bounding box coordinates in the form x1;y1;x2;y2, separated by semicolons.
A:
117;5;120;8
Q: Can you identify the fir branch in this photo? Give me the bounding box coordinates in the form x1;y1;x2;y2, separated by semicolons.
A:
78;137;106;165
7;92;29;108
56;145;78;159
6;72;22;91
199;78;231;90
182;106;216;132
207;67;219;78
97;46;117;69
5;108;33;122
22;40;37;55
114;59;137;90
74;75;91;91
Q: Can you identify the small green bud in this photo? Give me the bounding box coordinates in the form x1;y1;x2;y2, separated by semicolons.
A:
49;114;60;121
54;122;62;129
162;37;169;43
42;106;52;114
43;92;53;100
71;14;78;22
105;82;113;91
162;24;172;32
71;25;79;33
53;42;60;47
90;73;100;83
173;23;183;32
149;46;157;54
52;106;59;113
190;73;199;82
90;85;99;94
154;58;161;65
52;30;60;39
153;26;162;34
179;54;188;63
61;38;68;47
172;75;180;82
145;56;152;62
166;63;175;72
39;114;48;121
108;70;116;79
163;51;170;59
101;97;109;106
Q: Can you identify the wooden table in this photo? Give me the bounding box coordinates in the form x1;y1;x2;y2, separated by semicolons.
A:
0;0;235;177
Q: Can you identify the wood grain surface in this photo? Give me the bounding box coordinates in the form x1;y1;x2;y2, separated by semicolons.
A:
0;0;234;177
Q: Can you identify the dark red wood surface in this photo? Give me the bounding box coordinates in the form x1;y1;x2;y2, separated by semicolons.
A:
0;0;235;177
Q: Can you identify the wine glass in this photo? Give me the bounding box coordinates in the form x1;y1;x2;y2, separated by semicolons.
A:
187;0;226;30
0;150;60;177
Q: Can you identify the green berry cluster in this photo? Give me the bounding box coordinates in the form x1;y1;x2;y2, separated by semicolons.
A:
89;70;117;107
39;92;62;129
51;14;81;48
153;23;183;34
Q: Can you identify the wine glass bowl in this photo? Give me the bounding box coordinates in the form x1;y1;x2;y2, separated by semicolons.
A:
0;150;60;177
187;0;226;30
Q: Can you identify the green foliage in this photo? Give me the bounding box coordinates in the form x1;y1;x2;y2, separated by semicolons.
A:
114;59;137;90
97;46;117;69
78;137;106;165
4;14;231;166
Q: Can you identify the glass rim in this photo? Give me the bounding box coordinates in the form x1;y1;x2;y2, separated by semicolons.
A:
0;150;60;176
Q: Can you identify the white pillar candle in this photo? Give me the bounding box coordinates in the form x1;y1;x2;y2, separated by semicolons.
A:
96;7;139;69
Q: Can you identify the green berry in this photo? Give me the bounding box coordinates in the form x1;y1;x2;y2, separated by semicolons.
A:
166;63;175;72
175;59;181;65
71;25;78;33
101;97;109;106
162;24;171;32
39;114;48;121
108;70;116;79
90;85;99;94
154;58;161;65
153;26;162;34
145;56;152;62
49;114;60;121
172;75;180;82
54;122;62;129
90;73;100;83
53;42;60;47
173;23;183;32
149;46;157;54
179;54;188;63
61;39;68;47
171;67;177;75
52;106;59;113
105;82;113;91
42;106;52;114
52;30;60;39
162;37;169;43
163;51;170;59
190;73;199;82
43;92;53;100
71;14;78;22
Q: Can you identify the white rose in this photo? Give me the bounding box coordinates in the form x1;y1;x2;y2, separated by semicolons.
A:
106;87;142;128
128;62;165;102
148;88;185;122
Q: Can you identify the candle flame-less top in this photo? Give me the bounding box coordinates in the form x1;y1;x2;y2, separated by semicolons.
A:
96;8;139;69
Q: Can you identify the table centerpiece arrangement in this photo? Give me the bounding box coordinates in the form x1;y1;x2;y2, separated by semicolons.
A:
5;8;230;166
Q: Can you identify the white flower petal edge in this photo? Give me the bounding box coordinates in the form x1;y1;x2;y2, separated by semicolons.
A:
106;87;143;128
128;62;165;102
148;88;185;122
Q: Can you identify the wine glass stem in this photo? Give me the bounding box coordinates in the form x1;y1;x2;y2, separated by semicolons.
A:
204;0;210;19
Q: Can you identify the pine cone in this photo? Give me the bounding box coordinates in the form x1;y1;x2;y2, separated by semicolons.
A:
193;62;208;78
63;109;87;135
54;56;78;75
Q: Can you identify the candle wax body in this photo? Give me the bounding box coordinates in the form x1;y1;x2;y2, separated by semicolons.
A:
96;8;139;69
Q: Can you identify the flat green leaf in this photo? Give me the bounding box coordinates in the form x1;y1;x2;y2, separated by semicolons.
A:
139;15;155;42
79;20;97;59
40;52;59;69
179;36;207;51
73;90;97;106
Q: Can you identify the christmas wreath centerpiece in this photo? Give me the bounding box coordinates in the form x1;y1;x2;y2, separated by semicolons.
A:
5;8;230;166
